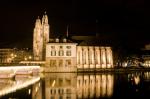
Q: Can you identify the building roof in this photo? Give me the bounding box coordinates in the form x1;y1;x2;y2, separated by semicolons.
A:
49;35;76;43
78;39;112;46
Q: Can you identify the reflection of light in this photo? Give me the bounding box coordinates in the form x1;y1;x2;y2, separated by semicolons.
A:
134;76;140;85
77;74;114;98
14;54;17;57
11;53;14;57
24;57;27;61
39;83;40;87
52;80;55;87
0;77;40;97
29;56;32;59
107;75;114;97
102;74;106;97
28;89;31;95
35;87;38;92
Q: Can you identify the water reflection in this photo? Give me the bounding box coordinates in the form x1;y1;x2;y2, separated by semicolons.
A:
44;73;114;99
1;72;150;99
0;75;40;98
45;73;76;99
77;73;114;98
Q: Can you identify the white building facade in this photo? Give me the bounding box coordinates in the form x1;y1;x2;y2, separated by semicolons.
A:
77;46;113;70
32;13;114;72
45;41;77;72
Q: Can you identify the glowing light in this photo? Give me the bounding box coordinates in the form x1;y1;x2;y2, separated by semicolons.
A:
0;66;40;76
35;87;38;92
0;77;40;97
28;89;31;95
10;53;14;57
77;74;114;98
24;57;27;61
134;76;140;85
29;56;32;59
52;80;55;87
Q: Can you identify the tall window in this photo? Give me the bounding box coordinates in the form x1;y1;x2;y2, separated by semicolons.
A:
51;46;56;56
51;50;56;56
59;46;64;56
95;51;98;64
89;51;92;64
59;50;64;56
66;50;71;56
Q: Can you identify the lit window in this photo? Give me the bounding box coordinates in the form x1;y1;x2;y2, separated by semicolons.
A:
51;50;56;56
66;50;71;56
59;50;64;56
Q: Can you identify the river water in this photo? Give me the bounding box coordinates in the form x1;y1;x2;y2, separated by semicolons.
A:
0;72;150;99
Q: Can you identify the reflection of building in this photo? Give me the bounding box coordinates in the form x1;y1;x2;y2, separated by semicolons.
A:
32;81;43;99
45;73;76;99
144;72;150;81
141;44;150;67
0;73;115;99
77;74;114;98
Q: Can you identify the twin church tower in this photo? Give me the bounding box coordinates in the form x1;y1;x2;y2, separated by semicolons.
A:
33;12;50;61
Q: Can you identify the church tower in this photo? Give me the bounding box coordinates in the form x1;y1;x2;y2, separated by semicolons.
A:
33;12;50;61
42;12;50;60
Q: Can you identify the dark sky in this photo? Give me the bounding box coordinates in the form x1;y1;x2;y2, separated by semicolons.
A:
0;0;147;49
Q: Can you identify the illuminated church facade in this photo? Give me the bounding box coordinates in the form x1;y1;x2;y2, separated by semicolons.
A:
33;13;49;61
33;13;113;72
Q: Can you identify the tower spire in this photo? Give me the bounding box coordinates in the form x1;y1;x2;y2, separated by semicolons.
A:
66;25;69;37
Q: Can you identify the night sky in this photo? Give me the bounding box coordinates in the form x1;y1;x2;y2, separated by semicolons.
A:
0;0;147;50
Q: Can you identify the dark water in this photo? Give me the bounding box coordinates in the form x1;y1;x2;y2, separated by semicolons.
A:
1;72;150;99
